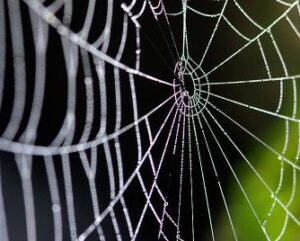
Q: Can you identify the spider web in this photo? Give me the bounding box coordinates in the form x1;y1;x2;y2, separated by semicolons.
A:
0;0;300;240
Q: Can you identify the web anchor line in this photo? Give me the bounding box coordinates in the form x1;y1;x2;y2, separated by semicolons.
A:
23;0;174;88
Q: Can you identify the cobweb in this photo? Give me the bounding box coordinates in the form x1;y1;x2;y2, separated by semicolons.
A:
0;0;300;240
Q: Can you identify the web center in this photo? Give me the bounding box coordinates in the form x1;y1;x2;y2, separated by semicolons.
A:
173;59;211;117
182;73;195;96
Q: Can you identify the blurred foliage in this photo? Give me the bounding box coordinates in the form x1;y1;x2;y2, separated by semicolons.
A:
216;120;300;241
